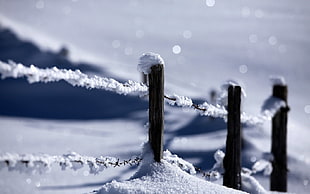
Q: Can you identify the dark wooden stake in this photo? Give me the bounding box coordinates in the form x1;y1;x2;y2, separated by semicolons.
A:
270;85;289;192
223;85;242;190
148;64;164;162
142;73;148;86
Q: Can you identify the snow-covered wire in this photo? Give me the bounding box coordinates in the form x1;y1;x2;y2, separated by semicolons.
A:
0;60;148;97
0;149;200;176
163;94;285;126
0;60;226;119
0;152;142;174
0;60;285;125
164;94;228;119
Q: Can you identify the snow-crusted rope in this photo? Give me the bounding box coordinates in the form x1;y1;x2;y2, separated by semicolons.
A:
163;94;283;125
0;152;142;174
164;94;228;119
0;150;199;176
0;60;148;96
0;60;226;119
0;60;280;125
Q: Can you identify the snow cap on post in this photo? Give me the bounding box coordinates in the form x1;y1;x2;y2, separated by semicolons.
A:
270;75;286;86
138;52;165;75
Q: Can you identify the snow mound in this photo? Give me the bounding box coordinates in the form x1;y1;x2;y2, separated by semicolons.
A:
96;143;246;194
242;173;267;194
138;52;165;74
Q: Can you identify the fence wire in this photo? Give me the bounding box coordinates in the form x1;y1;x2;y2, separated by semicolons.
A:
0;60;148;96
0;152;141;175
0;60;271;125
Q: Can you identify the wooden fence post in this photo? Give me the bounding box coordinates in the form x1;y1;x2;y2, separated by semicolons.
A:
142;73;148;86
148;64;164;162
270;85;289;192
223;85;242;190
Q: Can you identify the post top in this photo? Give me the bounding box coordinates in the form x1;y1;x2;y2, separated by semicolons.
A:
138;52;165;75
270;75;286;86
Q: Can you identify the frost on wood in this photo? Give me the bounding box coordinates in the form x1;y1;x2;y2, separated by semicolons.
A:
0;60;148;96
0;152;141;175
137;52;165;74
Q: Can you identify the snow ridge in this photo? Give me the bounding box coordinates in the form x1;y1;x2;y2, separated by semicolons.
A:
0;60;148;96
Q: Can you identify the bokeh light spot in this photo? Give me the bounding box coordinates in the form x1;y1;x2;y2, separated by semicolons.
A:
172;45;182;54
183;30;192;39
26;178;32;184
206;0;216;7
304;105;310;114
268;36;278;46
239;65;248;74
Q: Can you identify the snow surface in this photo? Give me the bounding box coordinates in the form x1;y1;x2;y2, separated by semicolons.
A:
137;52;164;74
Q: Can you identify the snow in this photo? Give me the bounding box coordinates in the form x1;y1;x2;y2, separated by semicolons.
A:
137;52;165;74
261;96;287;118
96;143;246;194
269;76;286;86
98;161;244;194
0;0;310;193
242;174;268;194
166;94;193;108
0;60;148;96
251;159;272;176
200;102;228;118
213;150;225;170
220;80;247;98
0;152;141;175
165;94;228;119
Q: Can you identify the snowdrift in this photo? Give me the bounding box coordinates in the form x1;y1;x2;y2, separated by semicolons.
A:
96;144;246;194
